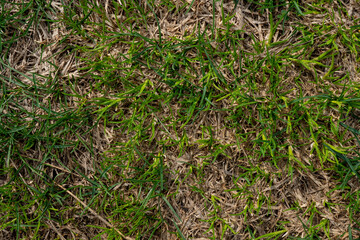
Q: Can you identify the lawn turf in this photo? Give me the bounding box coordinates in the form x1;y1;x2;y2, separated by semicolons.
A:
1;0;360;239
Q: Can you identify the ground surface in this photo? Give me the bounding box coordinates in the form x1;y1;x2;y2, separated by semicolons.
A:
1;0;360;239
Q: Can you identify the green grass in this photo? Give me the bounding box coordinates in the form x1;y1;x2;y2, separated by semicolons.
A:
1;0;360;239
